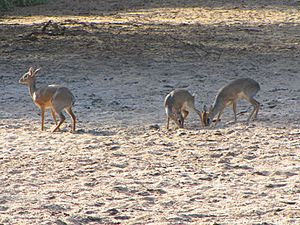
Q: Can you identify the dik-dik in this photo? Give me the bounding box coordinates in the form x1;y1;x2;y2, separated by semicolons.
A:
164;89;206;129
19;67;76;132
203;78;260;126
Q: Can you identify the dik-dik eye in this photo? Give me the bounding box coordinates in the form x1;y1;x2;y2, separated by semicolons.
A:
207;118;211;125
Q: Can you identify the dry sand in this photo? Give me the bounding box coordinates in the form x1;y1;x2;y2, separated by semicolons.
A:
0;1;299;224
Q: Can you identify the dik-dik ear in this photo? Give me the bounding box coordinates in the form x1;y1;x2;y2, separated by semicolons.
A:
28;67;34;76
34;68;41;76
192;92;196;99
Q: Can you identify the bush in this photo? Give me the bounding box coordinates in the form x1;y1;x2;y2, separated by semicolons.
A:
15;0;47;6
0;0;13;10
0;0;47;11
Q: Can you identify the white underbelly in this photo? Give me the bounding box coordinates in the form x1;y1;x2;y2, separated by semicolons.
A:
32;92;37;101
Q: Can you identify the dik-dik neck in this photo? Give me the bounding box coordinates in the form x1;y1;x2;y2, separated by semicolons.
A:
210;98;223;120
28;79;37;98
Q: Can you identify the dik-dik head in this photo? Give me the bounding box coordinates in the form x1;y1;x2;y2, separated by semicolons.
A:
202;105;222;126
202;105;211;127
19;67;40;85
169;107;184;128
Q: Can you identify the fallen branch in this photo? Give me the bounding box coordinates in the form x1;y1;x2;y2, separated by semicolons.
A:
20;20;66;40
168;34;222;60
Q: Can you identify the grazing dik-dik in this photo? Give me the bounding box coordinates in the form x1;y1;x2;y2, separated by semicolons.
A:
203;78;260;126
164;89;205;129
19;67;76;132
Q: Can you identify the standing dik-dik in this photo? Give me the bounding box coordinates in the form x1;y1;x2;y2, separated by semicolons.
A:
203;78;260;126
19;67;76;132
164;89;205;129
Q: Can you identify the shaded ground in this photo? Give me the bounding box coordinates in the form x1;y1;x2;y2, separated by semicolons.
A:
0;1;299;224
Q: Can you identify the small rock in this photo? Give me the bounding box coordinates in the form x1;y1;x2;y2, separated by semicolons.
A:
110;146;120;150
138;191;151;196
110;163;128;168
84;182;96;187
233;164;253;170
149;124;160;130
268;104;277;109
148;150;163;155
149;172;161;176
269;88;288;92
227;130;235;134
252;171;270;176
44;204;67;212
113;186;129;193
85;210;96;214
94;202;105;207
143;196;155;202
243;154;257;160
0;200;7;204
114;215;130;220
0;206;9;211
177;131;187;136
198;176;212;181
55;219;67;225
91;98;103;107
214;131;222;135
265;183;287;188
168;216;191;222
108;101;120;106
210;153;223;158
280;201;296;205
106;208;119;215
147;188;167;194
181;213;214;219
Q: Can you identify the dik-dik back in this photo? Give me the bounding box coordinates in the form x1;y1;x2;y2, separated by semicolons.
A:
216;78;260;103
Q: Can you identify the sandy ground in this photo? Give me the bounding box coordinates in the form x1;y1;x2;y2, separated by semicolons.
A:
0;1;300;224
